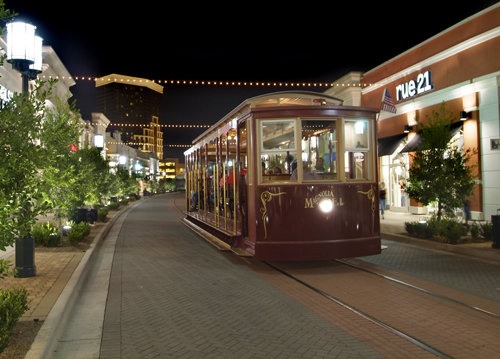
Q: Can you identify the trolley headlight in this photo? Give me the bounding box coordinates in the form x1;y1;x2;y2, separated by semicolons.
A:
318;199;334;213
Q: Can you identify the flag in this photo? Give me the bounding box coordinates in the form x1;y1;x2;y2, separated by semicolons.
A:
381;88;397;113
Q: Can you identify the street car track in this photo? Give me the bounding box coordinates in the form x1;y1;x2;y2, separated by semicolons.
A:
264;261;454;359
336;258;500;319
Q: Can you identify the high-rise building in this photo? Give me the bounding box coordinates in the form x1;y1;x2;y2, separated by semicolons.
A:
95;73;164;159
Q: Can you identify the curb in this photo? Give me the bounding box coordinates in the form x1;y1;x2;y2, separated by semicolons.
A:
381;231;500;263
24;202;138;359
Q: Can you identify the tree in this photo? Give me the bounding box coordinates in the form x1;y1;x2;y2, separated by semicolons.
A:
0;83;52;252
404;104;475;220
71;147;113;206
112;166;140;197
39;97;83;225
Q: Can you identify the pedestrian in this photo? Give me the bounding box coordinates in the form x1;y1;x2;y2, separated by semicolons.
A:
464;199;471;223
379;182;386;219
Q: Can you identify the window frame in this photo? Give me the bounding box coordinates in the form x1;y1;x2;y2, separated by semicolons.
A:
299;117;341;183
343;118;373;181
258;118;298;184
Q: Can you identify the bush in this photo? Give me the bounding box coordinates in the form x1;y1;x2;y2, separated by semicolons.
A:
405;221;433;238
67;221;91;244
480;222;493;241
97;207;108;222
0;287;29;353
405;216;465;244
108;202;120;210
444;220;463;244
31;222;61;247
470;222;481;239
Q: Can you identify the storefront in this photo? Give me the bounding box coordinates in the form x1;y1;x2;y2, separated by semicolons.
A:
360;4;500;220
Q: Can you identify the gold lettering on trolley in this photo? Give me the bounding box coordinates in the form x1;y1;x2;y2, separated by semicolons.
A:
304;198;314;209
260;190;286;239
304;190;343;209
357;186;375;232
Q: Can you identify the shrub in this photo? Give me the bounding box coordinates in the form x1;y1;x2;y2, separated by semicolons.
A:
67;221;91;244
405;221;433;238
444;220;463;244
0;287;29;353
0;260;12;280
405;216;465;244
470;222;481;239
108;202;120;210
31;222;61;247
97;207;108;222
480;222;493;241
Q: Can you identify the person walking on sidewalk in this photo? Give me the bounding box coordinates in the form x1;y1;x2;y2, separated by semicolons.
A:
379;182;387;219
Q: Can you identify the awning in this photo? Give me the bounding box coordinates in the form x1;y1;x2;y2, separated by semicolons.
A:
399;121;463;153
377;133;407;156
399;134;422;153
450;121;463;137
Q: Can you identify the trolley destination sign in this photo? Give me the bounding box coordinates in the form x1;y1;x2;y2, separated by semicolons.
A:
304;190;344;209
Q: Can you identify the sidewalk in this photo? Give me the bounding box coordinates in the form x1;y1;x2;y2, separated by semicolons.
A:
0;206;128;359
380;209;430;234
380;209;500;263
0;202;498;358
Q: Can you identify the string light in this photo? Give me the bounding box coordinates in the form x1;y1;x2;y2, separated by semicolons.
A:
39;75;376;88
85;123;210;128
107;141;190;147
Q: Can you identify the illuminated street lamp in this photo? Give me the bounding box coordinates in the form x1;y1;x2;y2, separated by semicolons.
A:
94;133;104;149
119;155;127;166
6;21;43;278
6;21;43;93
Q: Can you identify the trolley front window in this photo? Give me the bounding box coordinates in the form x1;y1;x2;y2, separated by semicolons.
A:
260;119;297;182
299;119;338;181
344;119;371;180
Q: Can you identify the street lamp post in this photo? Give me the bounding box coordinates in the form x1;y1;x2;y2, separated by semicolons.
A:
6;21;43;278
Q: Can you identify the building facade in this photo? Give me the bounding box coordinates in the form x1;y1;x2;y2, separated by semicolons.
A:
357;4;500;220
132;115;164;159
95;74;164;159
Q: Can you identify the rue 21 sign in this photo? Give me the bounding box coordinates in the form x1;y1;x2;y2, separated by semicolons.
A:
395;70;434;101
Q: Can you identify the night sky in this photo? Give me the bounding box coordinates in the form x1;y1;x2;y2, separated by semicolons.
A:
3;0;499;160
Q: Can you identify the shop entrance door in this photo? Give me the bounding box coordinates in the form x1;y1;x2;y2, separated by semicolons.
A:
388;153;409;212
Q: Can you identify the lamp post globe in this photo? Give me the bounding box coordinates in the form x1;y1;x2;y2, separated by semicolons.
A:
6;21;43;93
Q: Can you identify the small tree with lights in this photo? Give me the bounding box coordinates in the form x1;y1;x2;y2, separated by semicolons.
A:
404;104;475;221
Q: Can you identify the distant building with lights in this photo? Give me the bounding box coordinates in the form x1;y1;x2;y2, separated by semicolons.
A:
159;158;184;180
106;130;159;181
132;115;163;159
95;74;164;159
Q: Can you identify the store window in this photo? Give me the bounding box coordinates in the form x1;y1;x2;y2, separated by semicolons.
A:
299;119;338;181
344;119;370;180
259;119;297;182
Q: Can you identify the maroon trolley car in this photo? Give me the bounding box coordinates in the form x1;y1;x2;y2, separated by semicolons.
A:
184;91;381;261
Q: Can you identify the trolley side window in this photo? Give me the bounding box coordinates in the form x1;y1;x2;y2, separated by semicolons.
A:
344;119;371;180
300;119;338;181
259;119;297;182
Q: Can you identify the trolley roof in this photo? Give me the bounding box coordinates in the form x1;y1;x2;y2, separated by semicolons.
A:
187;91;344;149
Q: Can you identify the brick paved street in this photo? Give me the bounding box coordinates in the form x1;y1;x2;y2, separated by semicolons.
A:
361;239;500;302
100;194;385;358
